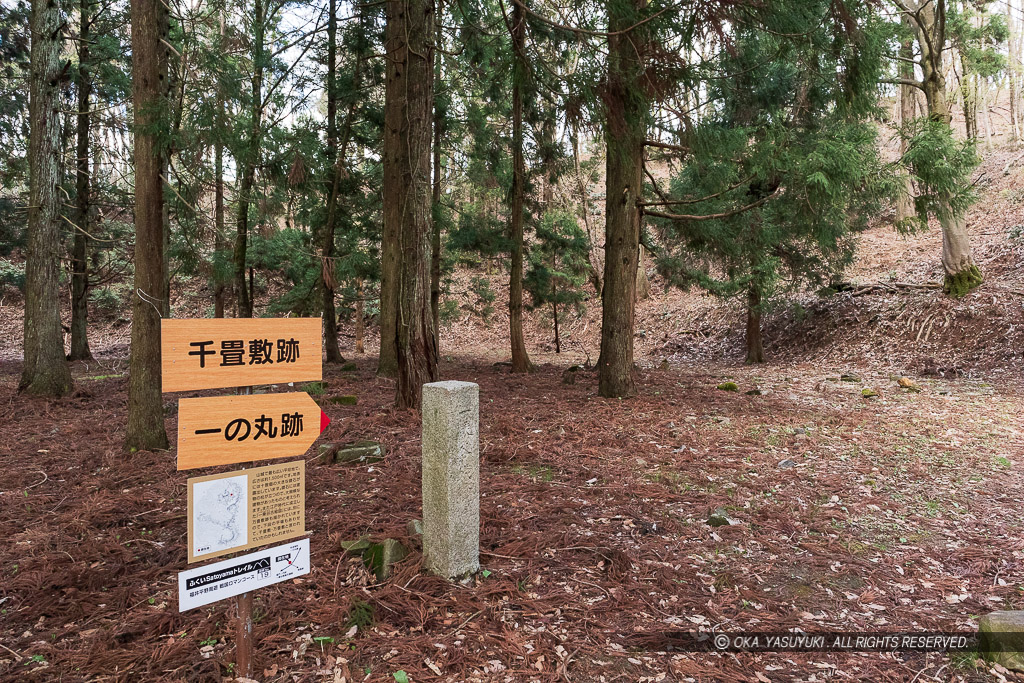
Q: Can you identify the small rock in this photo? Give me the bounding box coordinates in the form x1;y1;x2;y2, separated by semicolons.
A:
979;611;1024;671
406;519;423;537
340;536;371;554
778;459;797;469
331;395;358;406
317;443;336;464
897;376;921;392
717;382;739;392
707;508;738;527
335;440;385;464
861;388;878;398
368;539;408;580
840;373;861;383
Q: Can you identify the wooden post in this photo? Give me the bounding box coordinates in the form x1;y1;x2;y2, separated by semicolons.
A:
235;384;254;677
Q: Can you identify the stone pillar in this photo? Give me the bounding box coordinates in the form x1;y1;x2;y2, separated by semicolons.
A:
421;380;480;578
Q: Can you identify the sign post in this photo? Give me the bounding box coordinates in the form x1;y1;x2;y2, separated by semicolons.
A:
160;318;325;678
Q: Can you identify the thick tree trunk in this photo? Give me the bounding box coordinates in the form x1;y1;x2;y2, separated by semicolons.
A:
377;0;402;377
234;0;264;319
213;8;226;318
125;0;168;449
598;0;646;398
745;285;764;364
21;0;73;395
896;19;916;224
430;8;442;354
912;0;982;297
70;0;93;361
386;0;437;408
509;0;533;373
321;0;343;362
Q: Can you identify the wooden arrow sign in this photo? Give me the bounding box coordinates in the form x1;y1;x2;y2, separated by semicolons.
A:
176;392;330;470
161;318;322;392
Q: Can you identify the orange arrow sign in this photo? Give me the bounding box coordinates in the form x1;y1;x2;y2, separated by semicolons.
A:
161;318;322;392
176;392;330;470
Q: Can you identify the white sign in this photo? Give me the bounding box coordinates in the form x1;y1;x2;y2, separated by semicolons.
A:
178;538;310;612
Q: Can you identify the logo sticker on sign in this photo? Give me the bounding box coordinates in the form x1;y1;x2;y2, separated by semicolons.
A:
178;538;310;612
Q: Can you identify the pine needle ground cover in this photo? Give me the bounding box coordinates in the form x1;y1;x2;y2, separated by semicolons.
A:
0;357;1020;681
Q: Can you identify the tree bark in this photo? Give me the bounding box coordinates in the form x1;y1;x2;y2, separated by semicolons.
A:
21;0;73;395
377;0;401;377
321;0;343;362
125;0;168;449
598;0;646;398
213;7;226;318
635;243;650;300
355;277;365;353
430;5;442;355
896;17;916;224
386;0;437;408
509;0;534;373
69;0;93;361
234;0;264;319
745;285;764;364
910;0;982;296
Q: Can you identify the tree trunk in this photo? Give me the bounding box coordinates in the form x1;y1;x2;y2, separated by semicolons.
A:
386;0;437;408
430;6;442;355
213;7;226;318
70;0;93;361
635;243;650;300
509;0;533;373
21;0;73;395
572;130;602;295
355;278;365;353
125;0;168;449
321;0;343;362
912;0;982;297
896;18;916;223
598;0;646;398
377;0;401;377
745;285;764;364
234;0;264;319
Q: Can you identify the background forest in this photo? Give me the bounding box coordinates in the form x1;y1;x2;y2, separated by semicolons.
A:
3;0;1022;422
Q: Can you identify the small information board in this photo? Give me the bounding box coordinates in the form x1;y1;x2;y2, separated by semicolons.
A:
161;318;322;392
177;392;330;470
187;460;305;563
178;538;310;612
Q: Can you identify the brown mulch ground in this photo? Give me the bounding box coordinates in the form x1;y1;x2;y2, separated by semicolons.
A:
1;353;1022;682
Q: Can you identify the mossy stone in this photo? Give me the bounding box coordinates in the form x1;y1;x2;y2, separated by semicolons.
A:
979;611;1024;671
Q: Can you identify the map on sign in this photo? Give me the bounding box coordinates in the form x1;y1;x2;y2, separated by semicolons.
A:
191;474;248;557
187;461;306;563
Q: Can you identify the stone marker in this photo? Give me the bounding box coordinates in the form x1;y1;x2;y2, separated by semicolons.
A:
421;381;480;578
979;611;1024;671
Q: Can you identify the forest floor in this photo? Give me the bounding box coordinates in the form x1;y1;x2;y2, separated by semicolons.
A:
0;354;1022;682
1;144;1024;682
